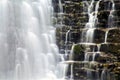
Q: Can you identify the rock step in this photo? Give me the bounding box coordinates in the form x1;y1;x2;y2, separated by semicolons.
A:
58;22;120;29
56;27;120;46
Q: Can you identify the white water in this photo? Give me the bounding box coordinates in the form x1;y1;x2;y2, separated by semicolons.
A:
86;0;101;29
104;30;109;43
65;30;70;56
101;69;110;80
0;0;65;80
105;0;115;44
86;28;95;43
84;0;101;79
58;0;63;25
108;0;115;28
85;0;101;43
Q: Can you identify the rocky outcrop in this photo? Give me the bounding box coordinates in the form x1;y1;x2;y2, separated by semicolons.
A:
53;0;120;80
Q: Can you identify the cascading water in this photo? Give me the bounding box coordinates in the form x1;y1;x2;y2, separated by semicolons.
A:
0;0;64;80
82;0;116;80
65;30;70;56
58;0;63;25
57;0;118;79
108;0;115;28
101;0;115;79
85;0;101;43
83;0;101;79
104;0;115;44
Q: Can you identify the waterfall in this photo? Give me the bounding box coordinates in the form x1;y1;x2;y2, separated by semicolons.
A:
108;0;115;28
0;0;64;80
83;0;101;79
104;0;115;44
83;0;116;80
58;0;63;25
85;0;101;43
101;68;110;80
65;30;70;54
56;0;118;79
104;30;109;43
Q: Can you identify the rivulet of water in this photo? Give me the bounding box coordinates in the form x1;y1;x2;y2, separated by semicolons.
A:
83;0;101;79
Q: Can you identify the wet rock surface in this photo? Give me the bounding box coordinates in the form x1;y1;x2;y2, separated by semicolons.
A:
54;0;120;80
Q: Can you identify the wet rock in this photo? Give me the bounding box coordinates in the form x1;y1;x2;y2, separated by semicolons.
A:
71;44;85;61
70;30;81;43
97;11;110;28
66;63;87;80
107;29;120;43
100;44;109;52
114;3;120;10
54;0;120;79
93;29;105;43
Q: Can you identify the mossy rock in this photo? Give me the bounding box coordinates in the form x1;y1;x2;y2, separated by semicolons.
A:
115;73;120;80
93;29;105;43
73;44;85;54
72;44;85;61
70;30;81;43
107;29;120;43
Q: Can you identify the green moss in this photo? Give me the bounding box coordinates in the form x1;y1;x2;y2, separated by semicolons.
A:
79;2;83;6
73;44;85;54
115;73;120;80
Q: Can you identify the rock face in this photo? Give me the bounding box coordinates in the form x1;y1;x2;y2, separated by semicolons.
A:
53;0;120;80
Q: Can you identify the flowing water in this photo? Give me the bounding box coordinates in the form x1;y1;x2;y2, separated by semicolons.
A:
52;0;117;79
60;0;117;80
0;0;117;80
83;0;115;80
104;30;109;43
0;0;65;80
101;68;110;80
85;0;101;43
108;0;115;28
104;0;115;45
65;30;70;56
83;0;101;79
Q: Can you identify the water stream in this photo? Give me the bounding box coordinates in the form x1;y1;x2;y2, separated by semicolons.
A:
104;0;115;45
83;0;115;80
0;0;117;80
108;0;115;28
0;0;64;80
84;0;101;79
62;0;116;79
104;30;109;43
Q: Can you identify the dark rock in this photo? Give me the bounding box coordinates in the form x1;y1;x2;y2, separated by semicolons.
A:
93;29;105;43
54;0;120;79
107;29;120;43
72;44;85;61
